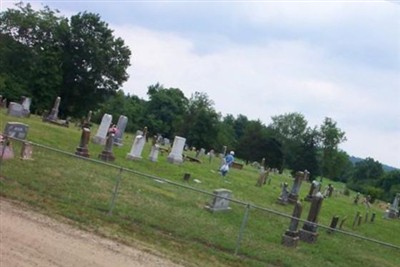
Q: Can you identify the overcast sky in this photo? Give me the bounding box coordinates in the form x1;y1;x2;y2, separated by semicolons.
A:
2;0;400;168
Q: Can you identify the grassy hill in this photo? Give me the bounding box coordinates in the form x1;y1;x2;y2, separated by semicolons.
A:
1;112;399;267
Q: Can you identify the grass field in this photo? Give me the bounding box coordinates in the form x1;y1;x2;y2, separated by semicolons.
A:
1;111;399;267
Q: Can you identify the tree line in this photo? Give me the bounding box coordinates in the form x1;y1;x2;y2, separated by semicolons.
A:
1;3;398;203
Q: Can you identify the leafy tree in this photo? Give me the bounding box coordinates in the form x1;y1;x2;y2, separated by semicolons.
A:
144;83;188;138
215;114;237;152
60;11;131;116
0;3;131;117
236;120;269;163
378;170;400;202
319;117;347;179
179;92;219;149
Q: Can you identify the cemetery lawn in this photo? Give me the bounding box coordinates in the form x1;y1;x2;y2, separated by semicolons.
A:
1;113;399;267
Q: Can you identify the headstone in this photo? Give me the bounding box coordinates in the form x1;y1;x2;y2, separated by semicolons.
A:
196;148;205;158
81;110;92;129
75;127;90;157
386;193;400;219
167;136;186;164
205;189;232;212
208;149;215;163
20;96;31;117
98;133;115;162
282;201;303;247
339;216;347;229
303;169;310;182
7;102;24;117
4;122;29;140
46;96;61;121
256;168;270;187
149;137;160;162
352;211;360;228
92;113;112;145
183;173;191;181
277;182;290;205
20;142;33;160
299;192;324;243
288;171;305;204
260;158;265;169
127;127;147;160
370;213;376;223
0;142;14;160
327;216;339;234
305;180;320;201
113;115;128;146
163;138;170;146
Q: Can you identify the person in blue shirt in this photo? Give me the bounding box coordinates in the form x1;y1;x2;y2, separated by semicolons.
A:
220;151;235;176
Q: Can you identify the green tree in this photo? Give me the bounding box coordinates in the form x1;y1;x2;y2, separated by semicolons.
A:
0;3;131;117
144;83;188;138
179;92;219;149
319;117;347;179
60;11;131;116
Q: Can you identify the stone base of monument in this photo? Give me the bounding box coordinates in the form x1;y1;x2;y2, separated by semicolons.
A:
98;151;115;162
126;153;142;160
282;231;299;248
75;147;90;158
92;136;106;145
299;229;319;243
167;154;183;164
388;209;399;219
288;194;299;204
277;197;288;205
204;204;232;213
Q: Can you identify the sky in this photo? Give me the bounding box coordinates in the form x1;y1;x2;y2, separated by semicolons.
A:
2;0;400;168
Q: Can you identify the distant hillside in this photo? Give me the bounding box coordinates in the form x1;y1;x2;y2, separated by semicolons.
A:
349;156;399;172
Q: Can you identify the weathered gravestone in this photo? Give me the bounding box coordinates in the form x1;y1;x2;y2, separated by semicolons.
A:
282;201;303;247
205;189;232;212
20;141;33;160
385;193;400;219
305;180;320;201
127;128;147;160
288;171;305;204
98;133;115;162
113;115;128;146
167;136;186;164
92;113;112;145
75;127;90;157
327;216;339;234
299;192;324;243
148;135;160;162
46;96;61;121
20;96;31;117
4;122;29;140
256;167;270;187
277;182;290;205
7;102;24;117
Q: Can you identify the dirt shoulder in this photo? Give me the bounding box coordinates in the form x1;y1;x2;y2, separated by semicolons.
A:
0;198;183;267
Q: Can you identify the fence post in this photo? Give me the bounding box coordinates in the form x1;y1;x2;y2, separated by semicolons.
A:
234;203;250;255
108;167;123;216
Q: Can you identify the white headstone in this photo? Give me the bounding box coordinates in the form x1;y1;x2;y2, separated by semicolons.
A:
113;115;128;146
149;144;160;162
205;189;232;212
92;113;112;145
127;133;146;160
167;136;186;164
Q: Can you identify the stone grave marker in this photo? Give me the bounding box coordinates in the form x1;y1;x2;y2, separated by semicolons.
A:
98;133;115;162
282;201;303;247
205;189;232;212
127;127;147;160
4;122;29;140
20;142;33;160
20;96;31;117
46;96;61;121
113;115;128;146
167;136;186;164
385;193;400;219
149;136;160;162
92;113;112;145
305;180;320;201
327;216;339;234
288;171;305;204
299;192;324;243
7;102;24;117
75;127;90;157
277;182;290;205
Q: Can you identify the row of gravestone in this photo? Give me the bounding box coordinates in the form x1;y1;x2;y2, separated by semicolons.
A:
1;122;33;160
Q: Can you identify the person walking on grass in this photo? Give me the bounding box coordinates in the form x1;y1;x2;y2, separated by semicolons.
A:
220;151;235;177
